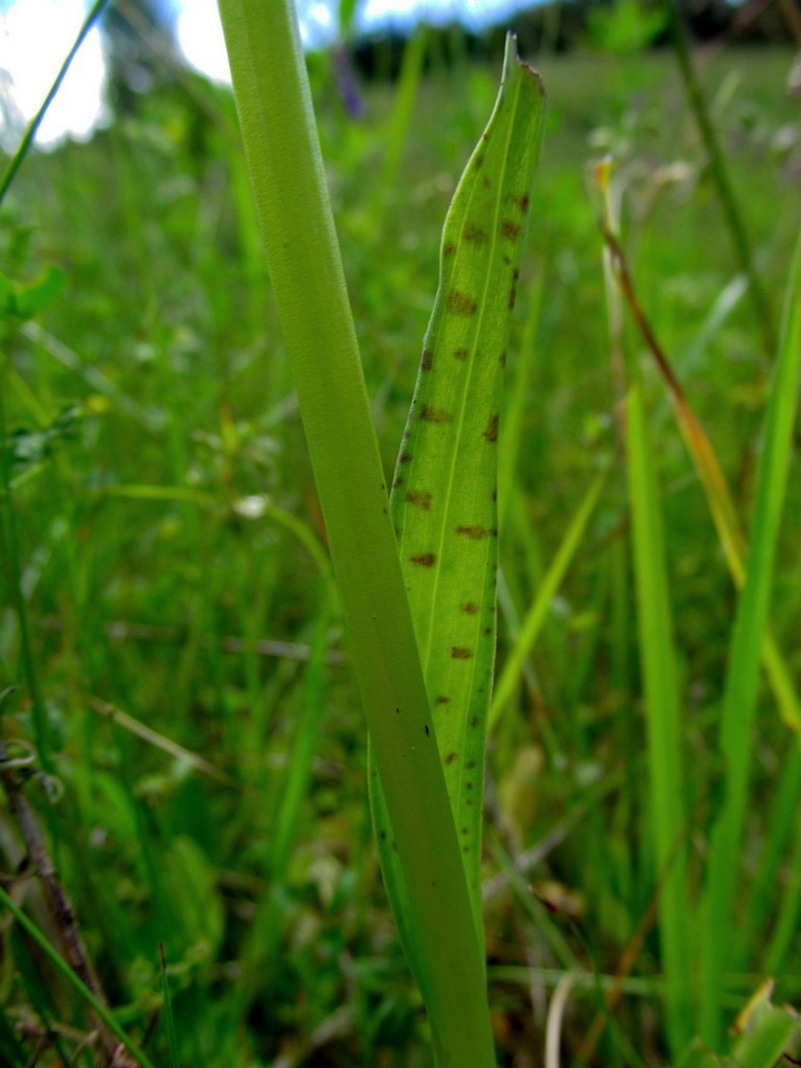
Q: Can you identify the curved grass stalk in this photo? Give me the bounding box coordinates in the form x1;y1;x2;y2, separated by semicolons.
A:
700;227;801;1049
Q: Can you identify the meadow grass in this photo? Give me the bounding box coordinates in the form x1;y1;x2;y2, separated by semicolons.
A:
1;23;800;1066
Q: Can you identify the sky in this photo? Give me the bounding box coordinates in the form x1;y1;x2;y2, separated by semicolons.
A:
0;0;529;148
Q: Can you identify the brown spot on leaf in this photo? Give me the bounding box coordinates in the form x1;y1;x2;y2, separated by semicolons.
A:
464;221;487;244
456;525;489;540
421;349;434;372
501;218;522;241
404;491;433;511
445;752;459;765
499;350;507;367
443;241;457;256
513;193;530;213
461;602;479;614
447;290;477;317
399;450;413;464
470;716;479;728
451;647;474;659
483;413;499;442
392;476;403;489
420;404;453;424
410;552;436;567
453;347;469;361
460;825;469;834
435;695;450;705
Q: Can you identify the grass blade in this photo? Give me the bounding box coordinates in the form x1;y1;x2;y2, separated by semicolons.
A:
602;226;801;731
0;884;156;1068
700;227;801;1048
625;374;693;1056
599;167;693;1055
489;471;605;733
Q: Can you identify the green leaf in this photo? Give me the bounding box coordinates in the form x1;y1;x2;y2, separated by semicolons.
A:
0;266;66;323
728;981;801;1068
371;33;546;978
701;227;801;1047
675;983;801;1068
217;2;506;1061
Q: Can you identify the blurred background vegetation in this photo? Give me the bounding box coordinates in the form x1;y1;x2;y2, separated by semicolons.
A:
1;0;800;1064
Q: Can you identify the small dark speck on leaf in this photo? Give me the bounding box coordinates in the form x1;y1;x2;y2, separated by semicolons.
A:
483;413;499;442
435;695;451;705
410;552;436;567
421;349;434;371
425;725;430;737
461;602;479;614
445;752;459;764
501;219;521;241
464;221;487;244
404;491;433;511
421;404;453;424
456;525;489;540
399;450;413;464
451;647;474;659
453;347;469;361
446;290;477;317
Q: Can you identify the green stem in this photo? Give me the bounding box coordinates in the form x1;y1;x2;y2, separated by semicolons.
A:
215;2;494;1063
664;0;774;354
0;355;52;770
0;0;111;206
0;883;157;1068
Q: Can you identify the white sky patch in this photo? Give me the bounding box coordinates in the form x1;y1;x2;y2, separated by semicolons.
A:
0;0;533;146
175;0;230;83
0;0;107;147
176;0;340;80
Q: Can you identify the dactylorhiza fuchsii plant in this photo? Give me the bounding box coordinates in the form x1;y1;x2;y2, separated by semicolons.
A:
216;1;544;1063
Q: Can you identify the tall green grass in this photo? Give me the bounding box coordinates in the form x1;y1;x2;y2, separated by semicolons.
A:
1;6;800;1064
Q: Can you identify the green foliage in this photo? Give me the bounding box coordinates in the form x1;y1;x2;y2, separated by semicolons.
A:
0;15;799;1067
587;0;668;53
